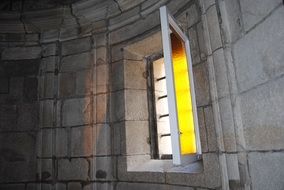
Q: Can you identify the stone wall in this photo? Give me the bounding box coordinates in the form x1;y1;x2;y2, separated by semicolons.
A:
0;0;284;189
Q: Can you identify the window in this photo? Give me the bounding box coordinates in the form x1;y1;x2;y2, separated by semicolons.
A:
147;6;201;165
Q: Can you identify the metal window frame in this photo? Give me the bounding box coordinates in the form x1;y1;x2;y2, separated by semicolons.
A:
160;6;202;165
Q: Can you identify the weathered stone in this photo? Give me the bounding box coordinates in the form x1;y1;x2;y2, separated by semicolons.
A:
39;100;54;128
193;62;210;106
43;73;54;98
116;182;167;190
241;76;284;151
58;158;89;180
123;121;150;155
111;61;124;91
110;91;124;122
0;184;25;190
61;52;91;72
110;11;159;44
187;4;200;28
93;33;107;48
93;156;114;180
40;56;57;73
0;77;9;94
0;133;37;182
39;159;52;181
204;106;217;152
62;97;91;126
61;37;91;56
226;154;240;180
240;0;281;31
124;60;146;90
40;29;59;43
96;64;109;94
96;47;107;65
206;5;222;51
71;126;92;157
1;46;41;60
26;183;39;190
125;89;148;121
55;183;66;190
2;59;40;77
76;70;92;95
95;124;111;156
68;182;81;190
23;77;38;102
112;122;123;155
59;73;76;97
212;48;230;99
233;7;284;92
198;108;208;152
109;7;140;30
17;103;38;130
116;0;144;11
96;94;109;123
196;22;208;61
0;105;17;131
55;128;68;157
248;152;284;190
42;43;57;57
219;97;237;152
188;26;201;65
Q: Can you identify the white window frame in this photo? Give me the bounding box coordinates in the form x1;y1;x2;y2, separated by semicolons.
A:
160;6;202;165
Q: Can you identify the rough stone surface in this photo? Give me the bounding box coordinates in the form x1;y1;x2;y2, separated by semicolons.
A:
1;46;41;60
241;76;284;151
124;60;146;89
233;7;284;92
125;90;148;121
60;52;91;72
71;126;92;156
240;0;281;31
62;98;91;126
58;158;89;180
61;37;91;56
206;5;222;51
248;152;284;190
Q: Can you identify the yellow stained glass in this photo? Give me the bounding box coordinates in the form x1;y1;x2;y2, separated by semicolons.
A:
170;32;196;155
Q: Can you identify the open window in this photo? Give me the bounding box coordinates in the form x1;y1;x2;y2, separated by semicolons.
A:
147;6;201;165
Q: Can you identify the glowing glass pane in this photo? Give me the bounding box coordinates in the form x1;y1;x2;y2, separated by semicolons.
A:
170;32;196;155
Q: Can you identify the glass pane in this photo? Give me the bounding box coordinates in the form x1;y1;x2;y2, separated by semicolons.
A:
170;32;196;155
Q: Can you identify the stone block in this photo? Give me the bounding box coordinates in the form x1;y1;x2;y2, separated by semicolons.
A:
109;7;140;30
68;183;82;190
196;22;207;61
40;29;59;43
62;98;91;126
40;56;57;73
0;132;37;182
26;183;39;190
0;184;25;190
39;100;54;128
226;154;240;180
110;91;125;122
42;43;57;57
39;159;53;181
43;73;54;98
0;105;17;131
40;129;52;157
116;0;144;11
93;33;107;48
124;60;147;90
41;184;52;190
55;183;66;190
125;90;148;121
198;108;208;152
204;106;217;152
96;47;107;65
219;97;237;152
123;121;150;155
92;156;115;181
71;126;92;157
233;7;284;92
201;0;215;13
1;46;41;60
112;122;123;155
240;0;281;31
55;128;68;157
111;61;124;91
23;77;38;102
203;153;222;188
58;158;89;180
116;182;167;190
2;59;40;77
212;48;230;99
109;11;159;44
96;64;109;94
193;62;210;106
95;124;111;156
76;70;92;95
61;37;91;56
96;94;109;123
88;183;113;190
206;5;222;51
241;76;284;151
188;26;201;65
219;0;242;43
0;77;9;94
61;52;91;72
248;152;284;190
59;73;76;97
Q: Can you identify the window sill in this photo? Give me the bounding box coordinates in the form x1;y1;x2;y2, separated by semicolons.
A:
129;159;203;174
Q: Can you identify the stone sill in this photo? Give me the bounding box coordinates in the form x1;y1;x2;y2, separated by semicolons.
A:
128;159;203;174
